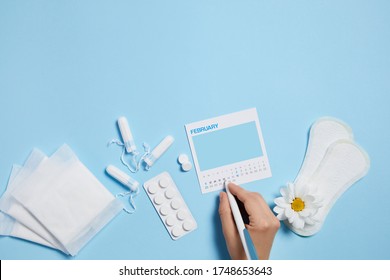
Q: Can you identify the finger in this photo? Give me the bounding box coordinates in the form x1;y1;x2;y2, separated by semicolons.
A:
227;182;251;203
228;183;273;222
227;183;258;217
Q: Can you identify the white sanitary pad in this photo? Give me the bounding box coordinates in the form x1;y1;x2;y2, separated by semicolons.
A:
0;165;61;250
274;118;370;236
0;150;59;250
294;118;354;187
0;144;123;256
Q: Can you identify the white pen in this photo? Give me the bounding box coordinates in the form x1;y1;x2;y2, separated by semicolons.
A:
225;181;258;260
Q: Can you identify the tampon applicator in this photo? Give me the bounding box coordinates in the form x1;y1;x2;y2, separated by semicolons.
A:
118;117;137;154
106;165;139;192
144;136;174;169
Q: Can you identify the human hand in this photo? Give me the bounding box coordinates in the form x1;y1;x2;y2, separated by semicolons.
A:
219;183;280;260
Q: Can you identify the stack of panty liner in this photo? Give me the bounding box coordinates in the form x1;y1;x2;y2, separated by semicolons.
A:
0;144;123;256
274;118;370;236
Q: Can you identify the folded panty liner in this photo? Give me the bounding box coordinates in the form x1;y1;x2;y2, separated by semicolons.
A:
287;140;370;236
0;144;123;256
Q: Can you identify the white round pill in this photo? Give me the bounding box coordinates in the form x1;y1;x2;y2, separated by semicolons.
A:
183;220;195;231
165;216;176;227
170;199;181;210
171;226;183;238
177;210;187;220
165;188;175;199
159;205;170;216
154;195;164;205
148;184;158;194
181;162;192;172
178;154;189;164
159;178;169;188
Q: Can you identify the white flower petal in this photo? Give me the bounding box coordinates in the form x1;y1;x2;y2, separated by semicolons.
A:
303;207;318;216
305;200;322;210
284;206;294;219
303;194;315;203
277;212;287;221
274;197;289;207
298;183;311;197
280;187;288;197
287;182;295;201
298;209;311;217
304;200;314;208
276;181;324;229
303;216;317;226
287;210;297;223
273;205;284;214
292;216;305;229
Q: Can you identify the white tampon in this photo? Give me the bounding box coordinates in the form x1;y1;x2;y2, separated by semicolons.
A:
106;165;139;192
118;116;137;153
144;136;174;168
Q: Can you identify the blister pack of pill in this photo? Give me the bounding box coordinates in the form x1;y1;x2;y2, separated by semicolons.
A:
143;172;197;240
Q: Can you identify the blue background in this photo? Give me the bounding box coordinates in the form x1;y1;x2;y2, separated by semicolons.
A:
193;121;263;171
0;0;389;260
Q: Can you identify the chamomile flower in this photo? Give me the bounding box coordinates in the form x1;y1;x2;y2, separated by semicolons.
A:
273;182;322;229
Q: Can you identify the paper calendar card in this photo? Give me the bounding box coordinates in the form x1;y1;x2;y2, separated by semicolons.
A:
185;108;272;194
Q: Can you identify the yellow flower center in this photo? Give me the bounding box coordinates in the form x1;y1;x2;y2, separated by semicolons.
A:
291;198;305;212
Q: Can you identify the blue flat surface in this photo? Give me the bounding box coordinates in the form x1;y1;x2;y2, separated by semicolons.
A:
0;0;389;260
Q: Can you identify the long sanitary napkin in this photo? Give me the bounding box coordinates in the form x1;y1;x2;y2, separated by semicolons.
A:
274;118;370;236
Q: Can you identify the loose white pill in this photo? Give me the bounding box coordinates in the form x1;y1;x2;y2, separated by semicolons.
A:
165;188;175;199
166;216;176;227
170;199;181;210
181;161;192;172
154;195;164;205
178;154;189;164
